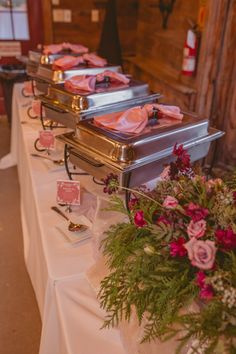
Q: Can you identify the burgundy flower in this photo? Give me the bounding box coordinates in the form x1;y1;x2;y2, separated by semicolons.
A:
134;210;147;228
196;271;214;301
170;237;187;257
185;203;209;222
173;143;185;158
215;228;236;250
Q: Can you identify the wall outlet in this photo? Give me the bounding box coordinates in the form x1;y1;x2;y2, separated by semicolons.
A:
53;9;64;22
91;9;99;22
64;9;72;23
53;9;72;23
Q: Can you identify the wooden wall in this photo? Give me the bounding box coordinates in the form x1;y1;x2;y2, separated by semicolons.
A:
42;0;138;56
123;0;200;111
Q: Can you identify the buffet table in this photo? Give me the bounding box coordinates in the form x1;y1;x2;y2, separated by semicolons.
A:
0;83;126;354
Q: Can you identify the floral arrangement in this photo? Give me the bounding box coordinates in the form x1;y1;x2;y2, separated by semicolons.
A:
99;144;236;353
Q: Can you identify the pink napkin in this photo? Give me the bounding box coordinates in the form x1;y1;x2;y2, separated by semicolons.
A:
83;53;107;67
64;70;130;93
96;70;130;84
43;43;63;55
94;104;183;134
64;75;97;93
144;103;183;120
94;106;148;134
43;42;88;55
52;55;85;70
62;42;88;54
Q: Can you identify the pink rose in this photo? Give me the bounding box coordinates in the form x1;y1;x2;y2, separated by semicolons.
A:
184;238;216;270
187;219;206;239
134;210;147;228
163;196;178;209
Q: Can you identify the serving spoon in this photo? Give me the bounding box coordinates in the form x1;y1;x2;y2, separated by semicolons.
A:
31;153;64;166
51;206;88;232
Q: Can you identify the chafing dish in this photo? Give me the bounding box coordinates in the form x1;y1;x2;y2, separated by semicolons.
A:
56;113;224;188
28;63;122;95
40;81;160;129
28;49;83;65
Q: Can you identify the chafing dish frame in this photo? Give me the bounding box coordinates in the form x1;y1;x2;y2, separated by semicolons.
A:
57;127;224;186
39;92;161;130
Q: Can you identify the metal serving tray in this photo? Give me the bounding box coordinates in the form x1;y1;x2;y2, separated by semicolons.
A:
57;127;224;188
28;49;81;65
29;63;122;95
74;115;209;163
35;63;122;84
41;79;151;113
42;92;160;129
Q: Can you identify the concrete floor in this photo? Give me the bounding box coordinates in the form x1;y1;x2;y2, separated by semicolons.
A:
0;116;41;354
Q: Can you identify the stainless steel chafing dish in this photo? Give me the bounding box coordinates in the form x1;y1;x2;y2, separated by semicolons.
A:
39;80;160;129
28;49;84;65
56;113;224;188
28;63;122;94
27;49;82;77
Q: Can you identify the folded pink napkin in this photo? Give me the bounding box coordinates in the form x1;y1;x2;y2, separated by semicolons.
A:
52;55;85;70
96;70;130;84
83;53;107;67
144;103;183;120
64;75;97;93
43;42;88;55
43;43;63;55
94;106;148;134
62;42;88;54
64;70;130;93
94;104;183;134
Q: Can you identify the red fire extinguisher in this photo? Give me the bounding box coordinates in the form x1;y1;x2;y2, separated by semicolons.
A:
182;27;200;76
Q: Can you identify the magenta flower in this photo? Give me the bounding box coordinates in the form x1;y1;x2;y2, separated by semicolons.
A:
134;210;147;228
215;228;236;250
196;271;214;301
170;237;187;257
184;238;216;270
187;219;207;239
163;196;179;209
185;203;209;222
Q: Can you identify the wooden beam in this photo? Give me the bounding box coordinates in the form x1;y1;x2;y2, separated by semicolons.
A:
41;0;53;44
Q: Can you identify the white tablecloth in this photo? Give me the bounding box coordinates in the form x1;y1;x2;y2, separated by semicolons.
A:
1;84;126;354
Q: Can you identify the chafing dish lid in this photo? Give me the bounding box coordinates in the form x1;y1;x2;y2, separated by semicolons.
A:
41;79;151;114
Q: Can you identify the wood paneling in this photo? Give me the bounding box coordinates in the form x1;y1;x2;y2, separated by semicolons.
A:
42;0;138;55
124;0;200;111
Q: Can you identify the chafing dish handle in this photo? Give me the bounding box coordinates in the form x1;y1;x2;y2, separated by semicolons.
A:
70;149;105;168
42;101;68;114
